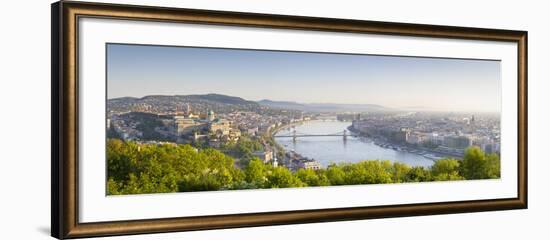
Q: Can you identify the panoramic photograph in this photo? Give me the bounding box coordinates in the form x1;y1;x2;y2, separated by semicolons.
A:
105;43;501;195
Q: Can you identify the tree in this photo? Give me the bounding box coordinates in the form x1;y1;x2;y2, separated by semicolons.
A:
106;139;500;195
265;166;304;188
485;153;501;179
405;166;432;182
391;162;411;183
106;139;137;182
460;147;500;180
244;158;268;188
342;160;393;184
431;158;464;181
295;169;330;187
107;178;121;195
461;146;486;179
325;164;346;185
107;139;243;194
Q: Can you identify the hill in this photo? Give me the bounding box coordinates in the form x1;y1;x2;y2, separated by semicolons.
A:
257;99;389;112
108;94;261;114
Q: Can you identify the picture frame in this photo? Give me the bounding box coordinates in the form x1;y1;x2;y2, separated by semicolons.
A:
51;1;527;239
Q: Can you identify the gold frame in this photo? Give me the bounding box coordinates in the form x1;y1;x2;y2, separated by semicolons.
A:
51;1;527;239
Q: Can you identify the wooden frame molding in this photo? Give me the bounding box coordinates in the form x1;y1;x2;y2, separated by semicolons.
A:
51;1;527;239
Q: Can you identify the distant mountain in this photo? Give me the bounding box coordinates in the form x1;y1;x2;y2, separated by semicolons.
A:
257;99;308;111
108;94;261;114
108;96;139;103
257;99;389;112
188;94;257;105
307;103;388;112
111;94;257;105
108;94;390;113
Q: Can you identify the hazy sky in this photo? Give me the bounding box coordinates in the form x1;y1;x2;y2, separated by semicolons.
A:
107;43;501;113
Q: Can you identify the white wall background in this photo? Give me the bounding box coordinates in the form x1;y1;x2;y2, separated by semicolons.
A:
0;0;546;239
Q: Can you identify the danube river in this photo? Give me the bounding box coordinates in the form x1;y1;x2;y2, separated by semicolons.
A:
274;120;434;167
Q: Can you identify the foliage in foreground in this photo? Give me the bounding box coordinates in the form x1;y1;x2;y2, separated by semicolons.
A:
106;139;500;195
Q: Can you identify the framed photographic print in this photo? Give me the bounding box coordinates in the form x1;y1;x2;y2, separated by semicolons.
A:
51;1;527;239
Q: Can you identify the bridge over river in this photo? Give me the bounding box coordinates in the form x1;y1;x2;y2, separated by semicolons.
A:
273;120;436;167
274;129;359;141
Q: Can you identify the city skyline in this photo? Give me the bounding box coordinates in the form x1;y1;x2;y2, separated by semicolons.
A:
107;43;501;113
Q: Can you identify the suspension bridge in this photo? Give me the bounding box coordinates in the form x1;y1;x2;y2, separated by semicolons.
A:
274;129;359;141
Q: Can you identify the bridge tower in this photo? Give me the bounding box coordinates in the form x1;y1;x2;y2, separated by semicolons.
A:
292;129;297;142
343;129;347;141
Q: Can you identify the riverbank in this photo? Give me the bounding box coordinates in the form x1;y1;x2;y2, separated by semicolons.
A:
266;120;312;167
347;126;463;161
275;120;435;167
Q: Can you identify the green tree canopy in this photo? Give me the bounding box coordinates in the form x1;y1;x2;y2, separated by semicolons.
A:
106;139;500;195
460;146;500;180
265;167;304;188
295;169;330;187
431;159;464;181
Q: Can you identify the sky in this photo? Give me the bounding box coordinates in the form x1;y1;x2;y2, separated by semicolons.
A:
107;43;501;113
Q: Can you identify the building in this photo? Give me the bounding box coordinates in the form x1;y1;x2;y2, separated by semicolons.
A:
292;159;321;170
443;135;472;149
227;129;241;142
406;132;425;145
207;110;215;122
351;119;368;133
252;149;273;163
429;133;445;145
209;119;231;136
245;127;258;136
174;116;203;136
390;129;410;143
185;103;191;114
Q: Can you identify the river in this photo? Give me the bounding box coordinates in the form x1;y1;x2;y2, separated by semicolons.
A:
274;120;434;167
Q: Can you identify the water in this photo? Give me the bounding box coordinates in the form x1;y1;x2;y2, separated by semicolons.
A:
274;120;434;167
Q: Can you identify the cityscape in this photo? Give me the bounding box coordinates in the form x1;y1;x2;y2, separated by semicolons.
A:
108;95;500;171
106;43;501;195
